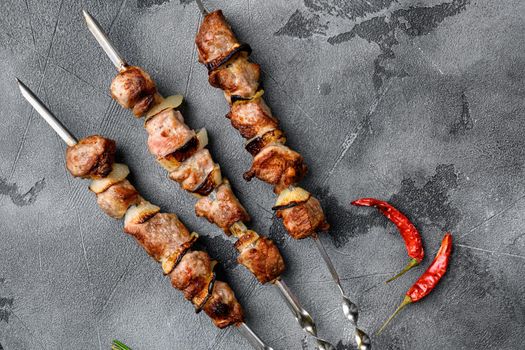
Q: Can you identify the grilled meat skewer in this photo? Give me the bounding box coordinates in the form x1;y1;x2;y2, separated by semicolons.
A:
16;79;270;348
195;10;328;234
194;6;371;349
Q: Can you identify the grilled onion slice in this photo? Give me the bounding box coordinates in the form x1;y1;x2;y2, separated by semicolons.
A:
193;260;218;313
192;164;222;197
89;163;130;194
234;230;260;253
145;94;184;121
124;197;161;228
272;186;311;210
245;129;286;156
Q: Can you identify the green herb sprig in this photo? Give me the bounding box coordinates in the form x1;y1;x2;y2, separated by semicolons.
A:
112;340;132;350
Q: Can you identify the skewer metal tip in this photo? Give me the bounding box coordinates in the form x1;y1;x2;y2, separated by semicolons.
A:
16;78;78;146
195;0;209;15
82;9;128;71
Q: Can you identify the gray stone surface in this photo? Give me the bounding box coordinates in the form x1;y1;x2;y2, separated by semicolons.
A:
1;0;524;349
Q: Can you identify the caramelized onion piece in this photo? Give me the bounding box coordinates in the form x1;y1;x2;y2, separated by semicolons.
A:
245;129;286;156
145;94;184;121
89;163;130;194
233;229;260;252
273;186;311;210
124;197;161;228
193;165;222;196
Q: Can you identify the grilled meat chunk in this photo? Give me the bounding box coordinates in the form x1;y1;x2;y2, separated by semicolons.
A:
276;196;329;239
209;52;260;104
145;108;196;159
169;149;216;192
96;179;139;218
244;143;307;193
202;281;244;328
228;96;278;139
195;180;250;233
124;213;196;274
170;250;213;301
196;10;241;70
110;66;157;117
66;135;116;179
237;237;285;284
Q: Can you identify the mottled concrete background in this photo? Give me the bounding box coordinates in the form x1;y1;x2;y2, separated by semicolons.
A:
1;0;524;349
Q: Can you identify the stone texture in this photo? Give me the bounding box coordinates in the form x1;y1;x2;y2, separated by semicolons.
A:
1;0;524;349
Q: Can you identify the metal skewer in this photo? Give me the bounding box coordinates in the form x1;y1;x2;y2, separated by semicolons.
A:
194;1;371;348
82;10;128;72
195;0;209;15
16;77;271;350
313;236;371;350
16;79;78;146
83;8;332;350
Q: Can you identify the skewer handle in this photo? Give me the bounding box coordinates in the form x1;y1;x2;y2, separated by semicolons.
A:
16;79;78;146
82;10;128;71
237;322;273;350
274;279;316;335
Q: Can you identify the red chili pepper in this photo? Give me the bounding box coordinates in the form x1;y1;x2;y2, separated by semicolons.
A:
352;198;424;282
377;233;453;334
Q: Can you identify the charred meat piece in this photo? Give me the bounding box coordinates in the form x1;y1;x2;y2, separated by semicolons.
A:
202;281;244;328
110;66;157;117
145;108;196;159
195;180;250;233
196;10;241;70
244;143;307;193
228;95;278;139
169;149;216;193
237;237;285;284
209;52;260;104
170;250;213;301
66;135;116;179
96;179;139;218
276;196;329;239
124;213;196;273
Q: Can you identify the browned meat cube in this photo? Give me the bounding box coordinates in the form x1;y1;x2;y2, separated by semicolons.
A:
201;281;244;329
65;135;116;179
145;108;196;159
237;237;285;284
170;250;213;301
196;10;241;70
244;143;307;193
227;96;278;139
96;179;139;219
169;149;218;193
195;180;250;233
209;53;260;104
124;213;196;273
276;196;329;239
110;66;157;117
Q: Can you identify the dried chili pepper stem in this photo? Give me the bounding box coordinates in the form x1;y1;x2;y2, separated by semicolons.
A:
377;296;412;335
352;198;424;282
385;258;420;283
377;233;453;334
